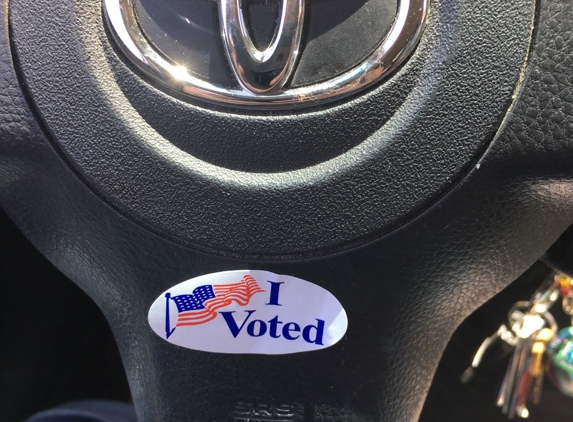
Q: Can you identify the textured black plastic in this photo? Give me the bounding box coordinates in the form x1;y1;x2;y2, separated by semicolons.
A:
8;0;534;256
0;210;131;421
1;0;573;422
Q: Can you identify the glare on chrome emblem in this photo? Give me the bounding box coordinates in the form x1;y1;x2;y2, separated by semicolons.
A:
220;0;305;94
103;0;428;108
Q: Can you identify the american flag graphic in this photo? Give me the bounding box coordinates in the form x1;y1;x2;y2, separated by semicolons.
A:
166;275;265;334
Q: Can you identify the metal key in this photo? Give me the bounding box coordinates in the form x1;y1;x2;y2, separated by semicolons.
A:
528;327;554;405
464;274;561;419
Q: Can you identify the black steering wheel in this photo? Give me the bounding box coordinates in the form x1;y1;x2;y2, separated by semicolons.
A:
1;0;572;420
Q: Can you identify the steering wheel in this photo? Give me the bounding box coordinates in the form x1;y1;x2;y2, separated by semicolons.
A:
1;0;572;420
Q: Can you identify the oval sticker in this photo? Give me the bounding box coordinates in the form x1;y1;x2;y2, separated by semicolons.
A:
148;270;348;355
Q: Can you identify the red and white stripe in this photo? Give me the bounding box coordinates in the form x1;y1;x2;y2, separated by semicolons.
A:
176;275;265;327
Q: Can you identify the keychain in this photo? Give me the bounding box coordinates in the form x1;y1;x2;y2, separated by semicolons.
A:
463;272;573;419
545;274;573;399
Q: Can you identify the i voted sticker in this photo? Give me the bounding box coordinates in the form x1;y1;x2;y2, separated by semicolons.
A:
148;270;348;354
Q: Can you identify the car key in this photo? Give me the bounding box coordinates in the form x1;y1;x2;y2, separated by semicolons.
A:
465;274;561;419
